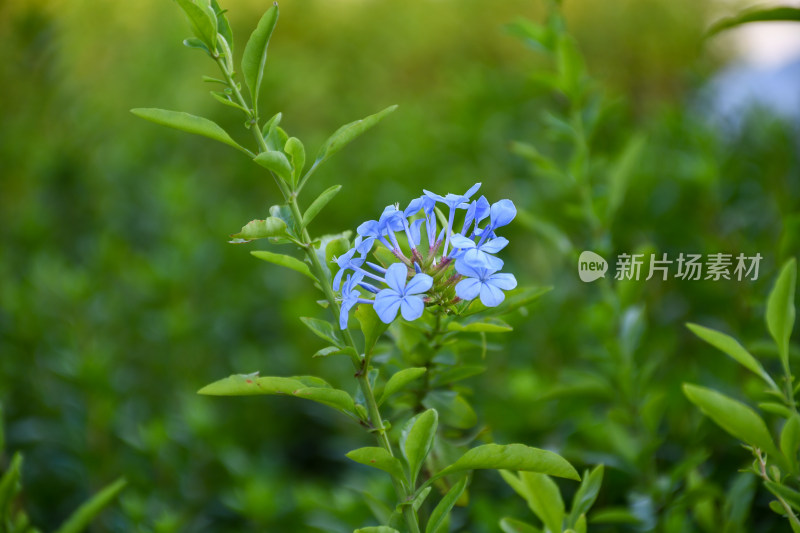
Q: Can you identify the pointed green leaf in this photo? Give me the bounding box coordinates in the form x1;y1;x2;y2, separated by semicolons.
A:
241;4;279;111
683;383;778;455
760;401;794;418
354;528;400;533
448;318;512;333
346;447;406;481
765;481;800;512
175;0;217;51
425;475;468;533
0;452;22;517
400;409;438;486
378;367;426;405
292;387;355;413
210;90;248;112
569;465;604;526
198;373;305;396
314;105;398;167
210;0;233;54
606;135;646;221
183;37;212;56
437;444;580;481
708;7;800;37
767;258;796;371
302;185;342;229
356;304;389;358
54;478;127;533
299;317;344;347
313;346;355;359
687;323;776;388
499;517;541;533
251;250;315;281
521;472;564;533
253;150;293;183
131;108;249;154
230;217;287;242
285;137;306;186
782;415;800;473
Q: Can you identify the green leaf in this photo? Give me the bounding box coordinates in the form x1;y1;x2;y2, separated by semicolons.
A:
210;0;233;55
285;137;306;187
302;185;342;229
436;443;580;481
682;383;778;455
251;250;315;281
313;346;355;359
175;0;217;51
400;409;438;486
463;286;551;317
210;90;248;113
425;475;468;533
0;452;22;517
241;4;279;112
759;402;794;418
346;447;406;481
687;323;776;388
292;387;355;413
767;258;796;371
354;528;400;533
765;481;800;512
183;37;212;56
378;367;426;405
569;465;604;526
356;304;390;358
314;105;398;167
54;478;127;533
520;473;564;533
299;317;344;347
499;517;541;533
230;217;287;242
708;7;800;37
412;486;432;512
448;318;513;333
782;415;800;473
606;135;646;221
131;108;248;155
422;391;477;429
198;373;305;395
253;150;293;184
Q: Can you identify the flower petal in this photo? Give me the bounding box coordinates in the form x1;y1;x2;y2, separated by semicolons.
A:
488;272;517;291
455;278;482;301
450;233;476;250
405;273;433;295
400;296;425;321
333;267;347;291
479;237;509;254
463;182;481;200
490;199;516;228
383;263;408;293
373;290;402;324
479;282;506;307
455;256;482;278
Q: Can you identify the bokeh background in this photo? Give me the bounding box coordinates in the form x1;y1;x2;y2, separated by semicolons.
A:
1;0;799;531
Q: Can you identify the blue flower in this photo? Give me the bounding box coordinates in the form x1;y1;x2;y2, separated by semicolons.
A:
423;182;481;256
455;256;517;307
339;272;365;329
449;233;507;270
332;246;366;290
373;263;433;323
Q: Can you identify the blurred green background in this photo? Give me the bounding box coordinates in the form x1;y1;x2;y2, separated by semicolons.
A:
1;0;798;531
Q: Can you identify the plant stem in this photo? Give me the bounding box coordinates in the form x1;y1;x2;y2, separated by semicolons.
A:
756;449;800;529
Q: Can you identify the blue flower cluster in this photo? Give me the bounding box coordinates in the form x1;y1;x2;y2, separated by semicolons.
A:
333;183;517;329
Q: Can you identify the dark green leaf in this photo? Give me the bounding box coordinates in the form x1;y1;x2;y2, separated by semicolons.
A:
767;258;796;371
241;4;279;112
0;452;22;517
436;443;580;481
251;250;315;281
253;150;293;184
131;108;248;155
430;365;485;387
765;481;800;512
687;323;776;388
354;528;400;533
302;185;342;229
425;475;468;533
422;391;477;429
569;465;604;526
400;409;438;486
708;7;800;37
606;135;646;221
782;415;800;473
300;317;344;347
356;304;389;358
378;367;426;405
346;447;406;481
54;478;127;533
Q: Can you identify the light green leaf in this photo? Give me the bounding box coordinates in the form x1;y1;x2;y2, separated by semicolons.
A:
253;150;293;184
198;373;304;395
687;322;776;388
759;401;794;418
356;304;389;358
251;250;315;281
448;318;512;333
765;481;800;512
302;185;342;229
683;383;778;455
314;105;398;167
400;409;438;486
313;346;355;359
54;478;127;533
175;0;217;51
285;137;306;187
292;387;355;413
426;475;468;533
241;4;279;112
131;108;248;155
412;486;432;512
346;447;406;481
230;217;287;242
436;443;580;481
354;528;400;533
521;473;564;533
606;135;646;221
782;415;800;473
378;367;426;405
499;517;542;533
569;465;604;526
300;317;344;347
210;0;233;55
183;37;212;56
210;90;248;113
708;7;800;37
767;258;796;371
